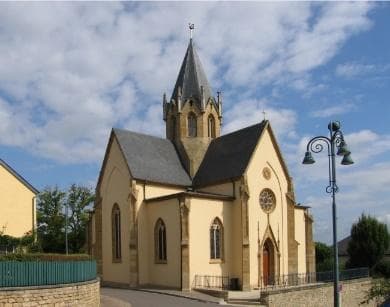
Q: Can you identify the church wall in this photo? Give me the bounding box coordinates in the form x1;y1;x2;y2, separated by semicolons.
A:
231;182;243;283
99;138;131;285
197;181;235;196
0;163;36;237
188;197;235;287
245;128;290;287
295;208;307;274
137;183;185;286
142;183;185;201
144;199;181;289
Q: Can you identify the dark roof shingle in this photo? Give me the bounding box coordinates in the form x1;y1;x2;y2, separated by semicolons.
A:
193;121;267;187
113;129;192;187
171;39;213;107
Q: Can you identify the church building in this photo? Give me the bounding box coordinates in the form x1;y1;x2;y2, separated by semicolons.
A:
89;35;315;291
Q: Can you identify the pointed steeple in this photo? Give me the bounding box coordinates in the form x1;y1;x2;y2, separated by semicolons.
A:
170;39;214;109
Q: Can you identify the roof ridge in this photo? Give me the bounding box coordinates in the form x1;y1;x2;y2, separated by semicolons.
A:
217;120;267;139
113;128;166;141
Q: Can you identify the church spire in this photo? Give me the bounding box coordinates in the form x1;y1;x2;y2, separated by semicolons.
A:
163;28;222;177
170;36;214;110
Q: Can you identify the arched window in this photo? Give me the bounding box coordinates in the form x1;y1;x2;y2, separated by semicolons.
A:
155;218;167;263
210;218;223;260
188;113;197;137
112;204;121;261
208;115;216;138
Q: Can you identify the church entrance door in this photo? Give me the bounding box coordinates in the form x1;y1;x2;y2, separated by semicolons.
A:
263;245;270;286
262;238;275;287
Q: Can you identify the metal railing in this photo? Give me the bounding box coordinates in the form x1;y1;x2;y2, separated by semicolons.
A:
193;275;230;290
0;260;97;288
0;246;16;255
259;267;369;291
193;268;369;291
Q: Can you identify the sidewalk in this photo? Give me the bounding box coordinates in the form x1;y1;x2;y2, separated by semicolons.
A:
135;287;224;304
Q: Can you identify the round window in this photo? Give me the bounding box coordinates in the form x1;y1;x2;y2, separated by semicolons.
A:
259;189;276;213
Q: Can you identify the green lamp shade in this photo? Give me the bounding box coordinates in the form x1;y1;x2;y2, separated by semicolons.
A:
341;153;354;165
302;151;315;164
337;140;351;156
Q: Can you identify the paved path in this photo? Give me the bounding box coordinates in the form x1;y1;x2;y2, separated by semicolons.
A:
101;287;222;307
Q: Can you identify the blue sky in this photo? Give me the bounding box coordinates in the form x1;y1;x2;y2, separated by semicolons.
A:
0;2;389;244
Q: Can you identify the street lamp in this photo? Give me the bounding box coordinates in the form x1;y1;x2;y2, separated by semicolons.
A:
302;121;354;307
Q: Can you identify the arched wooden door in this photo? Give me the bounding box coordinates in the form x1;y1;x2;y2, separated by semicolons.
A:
263;245;270;286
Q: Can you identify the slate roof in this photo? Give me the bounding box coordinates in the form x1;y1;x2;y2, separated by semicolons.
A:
0;159;39;194
193;121;267;187
113;128;192;187
171;39;214;106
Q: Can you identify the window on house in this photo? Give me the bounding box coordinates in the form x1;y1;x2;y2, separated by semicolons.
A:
188;113;197;137
112;204;121;261
155;218;167;263
210;218;223;260
208;115;216;138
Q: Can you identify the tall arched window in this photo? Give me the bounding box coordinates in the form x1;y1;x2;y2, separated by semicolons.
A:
112;204;121;261
210;218;223;260
208;115;216;138
155;218;167;263
188;113;197;137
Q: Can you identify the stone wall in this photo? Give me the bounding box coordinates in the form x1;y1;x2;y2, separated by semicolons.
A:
261;278;377;307
0;279;100;307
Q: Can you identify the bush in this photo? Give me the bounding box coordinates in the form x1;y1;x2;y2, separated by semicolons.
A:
0;253;93;262
372;260;390;278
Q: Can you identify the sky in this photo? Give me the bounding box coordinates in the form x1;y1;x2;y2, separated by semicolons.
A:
0;2;389;244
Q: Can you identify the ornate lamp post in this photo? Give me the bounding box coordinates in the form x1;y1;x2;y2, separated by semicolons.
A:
302;121;354;307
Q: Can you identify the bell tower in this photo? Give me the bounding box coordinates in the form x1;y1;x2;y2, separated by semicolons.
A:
163;27;222;177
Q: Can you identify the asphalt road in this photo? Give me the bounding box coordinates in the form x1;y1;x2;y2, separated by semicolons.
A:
101;287;221;307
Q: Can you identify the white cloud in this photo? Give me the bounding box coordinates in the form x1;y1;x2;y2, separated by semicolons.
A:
336;63;376;78
223;99;297;140
0;2;374;163
310;103;356;118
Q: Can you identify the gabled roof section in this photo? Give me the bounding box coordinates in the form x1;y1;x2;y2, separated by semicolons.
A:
193;121;267;187
0;159;39;194
113;128;192;187
171;39;214;106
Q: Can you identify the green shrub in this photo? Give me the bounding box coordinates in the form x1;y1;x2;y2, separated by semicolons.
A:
372;260;390;278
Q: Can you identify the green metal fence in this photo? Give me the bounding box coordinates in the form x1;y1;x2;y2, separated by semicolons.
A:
0;260;97;288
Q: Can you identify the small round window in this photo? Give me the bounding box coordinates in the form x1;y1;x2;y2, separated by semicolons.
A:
259;189;276;213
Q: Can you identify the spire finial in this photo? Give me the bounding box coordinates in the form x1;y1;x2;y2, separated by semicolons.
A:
189;23;194;39
262;110;267;121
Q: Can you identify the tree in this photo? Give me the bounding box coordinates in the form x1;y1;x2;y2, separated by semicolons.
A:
66;184;95;253
315;242;333;272
36;187;66;253
36;185;94;254
347;214;390;269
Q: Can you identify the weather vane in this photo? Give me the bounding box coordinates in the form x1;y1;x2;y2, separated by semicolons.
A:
262;110;267;121
189;23;195;39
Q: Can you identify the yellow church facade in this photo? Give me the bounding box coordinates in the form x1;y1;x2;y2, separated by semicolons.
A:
89;37;315;291
0;159;38;238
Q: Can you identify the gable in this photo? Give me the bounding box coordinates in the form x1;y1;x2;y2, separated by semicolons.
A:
245;123;291;185
0;159;38;194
